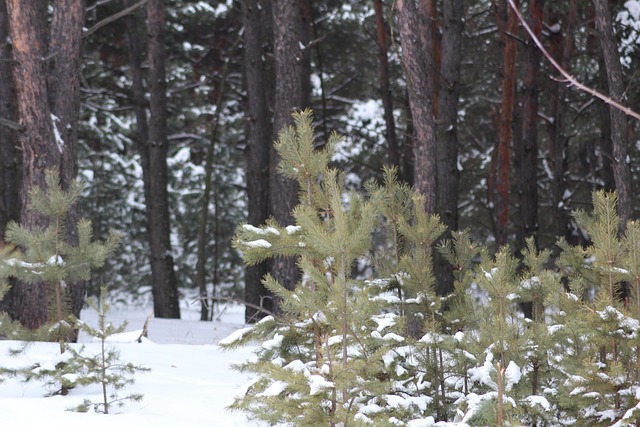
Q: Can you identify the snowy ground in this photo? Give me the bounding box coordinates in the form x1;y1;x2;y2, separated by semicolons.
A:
0;296;262;426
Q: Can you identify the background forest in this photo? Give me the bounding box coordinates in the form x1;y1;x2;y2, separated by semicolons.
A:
0;0;639;327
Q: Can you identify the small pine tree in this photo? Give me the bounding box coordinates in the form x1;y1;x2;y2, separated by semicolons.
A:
225;110;451;425
4;168;120;352
554;191;640;425
68;286;149;414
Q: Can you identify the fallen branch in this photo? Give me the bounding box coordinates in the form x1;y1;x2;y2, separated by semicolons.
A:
507;0;640;122
197;295;275;319
137;309;153;343
0;117;25;131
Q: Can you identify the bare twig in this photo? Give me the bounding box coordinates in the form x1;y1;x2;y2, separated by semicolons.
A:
83;0;149;39
507;0;640;121
201;296;276;319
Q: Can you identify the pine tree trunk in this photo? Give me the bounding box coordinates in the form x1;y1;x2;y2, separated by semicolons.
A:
242;0;273;321
270;0;308;295
434;0;463;297
593;0;632;230
489;0;518;248
0;0;20;239
48;0;86;322
5;0;59;329
517;0;543;252
396;0;437;214
547;0;576;243
145;0;180;318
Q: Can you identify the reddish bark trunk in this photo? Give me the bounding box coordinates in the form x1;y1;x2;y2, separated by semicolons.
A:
489;0;518;248
5;0;59;329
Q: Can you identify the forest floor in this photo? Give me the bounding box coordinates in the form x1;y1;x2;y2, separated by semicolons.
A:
0;293;262;426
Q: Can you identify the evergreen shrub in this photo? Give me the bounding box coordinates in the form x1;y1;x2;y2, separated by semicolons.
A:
223;110;640;426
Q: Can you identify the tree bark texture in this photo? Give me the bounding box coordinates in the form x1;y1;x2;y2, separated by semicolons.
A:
489;0;518;248
516;0;543;251
145;0;181;318
242;0;273;321
0;0;19;238
593;0;632;228
270;0;308;294
4;0;86;329
434;0;463;296
396;0;437;215
374;0;399;169
48;0;86;319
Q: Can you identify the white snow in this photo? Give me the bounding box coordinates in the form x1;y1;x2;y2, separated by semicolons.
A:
51;114;65;153
523;395;551;411
241;224;279;236
243;239;272;249
504;361;521;391
258;380;287;397
308;374;334;395
0;301;261;426
285;225;301;235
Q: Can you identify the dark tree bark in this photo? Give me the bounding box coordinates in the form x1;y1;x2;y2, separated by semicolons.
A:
396;0;437;339
270;0;309;294
242;0;273;322
145;0;180;318
373;0;399;169
48;0;86;322
593;0;632;229
0;0;20;239
396;0;437;214
516;0;543;252
547;0;577;243
489;0;518;248
434;0;464;296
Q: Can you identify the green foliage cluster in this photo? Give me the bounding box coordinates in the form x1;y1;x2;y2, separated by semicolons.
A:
224;111;640;426
0;173;147;412
0;168;120;353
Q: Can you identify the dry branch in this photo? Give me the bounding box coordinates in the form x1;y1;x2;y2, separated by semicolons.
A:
507;0;640;122
83;0;149;39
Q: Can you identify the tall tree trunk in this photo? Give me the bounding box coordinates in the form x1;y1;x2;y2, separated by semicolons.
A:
489;0;518;248
593;0;632;229
5;0;59;329
516;0;543;252
434;0;464;297
145;0;180;318
396;0;437;339
270;0;308;295
242;0;273;321
0;0;19;238
547;0;576;243
396;0;437;214
48;0;86;321
373;0;399;169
